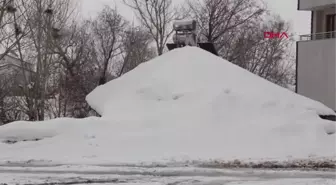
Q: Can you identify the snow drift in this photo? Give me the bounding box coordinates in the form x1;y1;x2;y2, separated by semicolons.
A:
0;46;335;166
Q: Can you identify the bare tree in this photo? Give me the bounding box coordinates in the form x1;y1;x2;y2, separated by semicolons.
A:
48;6;126;117
188;0;265;49
1;0;104;121
0;73;14;124
0;0;37;121
52;21;99;118
0;65;29;124
90;6;127;85
219;15;295;87
0;0;29;61
250;16;295;87
5;0;76;121
119;25;155;76
123;0;177;56
188;0;294;87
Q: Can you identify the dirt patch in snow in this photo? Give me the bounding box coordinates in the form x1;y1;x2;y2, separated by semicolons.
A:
2;138;43;144
199;159;336;170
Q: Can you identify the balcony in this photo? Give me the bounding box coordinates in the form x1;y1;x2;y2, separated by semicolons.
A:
300;31;336;41
298;0;335;10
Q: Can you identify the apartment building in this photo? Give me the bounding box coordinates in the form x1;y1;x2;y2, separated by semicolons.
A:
0;54;34;93
297;0;336;111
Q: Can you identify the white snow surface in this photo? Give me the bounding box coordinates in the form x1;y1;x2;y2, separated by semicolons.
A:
1;166;335;185
0;46;335;165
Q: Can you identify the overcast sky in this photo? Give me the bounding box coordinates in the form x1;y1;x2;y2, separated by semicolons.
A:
78;0;311;40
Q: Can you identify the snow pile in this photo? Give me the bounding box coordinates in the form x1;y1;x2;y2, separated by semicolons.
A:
0;118;98;143
0;46;335;166
86;47;334;119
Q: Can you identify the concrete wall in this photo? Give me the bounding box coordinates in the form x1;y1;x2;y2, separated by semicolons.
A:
299;0;336;10
297;39;336;110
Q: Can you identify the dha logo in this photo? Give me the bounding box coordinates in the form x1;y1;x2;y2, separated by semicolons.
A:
264;32;289;39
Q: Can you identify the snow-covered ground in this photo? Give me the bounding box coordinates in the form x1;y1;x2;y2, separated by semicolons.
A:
0;47;335;184
0;165;335;184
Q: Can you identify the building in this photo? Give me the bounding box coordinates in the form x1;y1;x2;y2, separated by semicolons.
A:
297;0;336;111
0;54;34;94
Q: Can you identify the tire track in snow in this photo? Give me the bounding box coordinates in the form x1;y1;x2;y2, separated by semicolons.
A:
0;166;335;179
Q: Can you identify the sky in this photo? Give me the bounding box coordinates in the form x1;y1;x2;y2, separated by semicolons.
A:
78;0;311;41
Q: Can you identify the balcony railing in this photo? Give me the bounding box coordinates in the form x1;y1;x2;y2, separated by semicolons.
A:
300;31;336;41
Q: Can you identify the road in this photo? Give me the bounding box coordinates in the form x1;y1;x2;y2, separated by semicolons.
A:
0;165;335;185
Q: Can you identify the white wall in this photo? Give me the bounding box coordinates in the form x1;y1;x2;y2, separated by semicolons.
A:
299;0;336;10
297;39;336;110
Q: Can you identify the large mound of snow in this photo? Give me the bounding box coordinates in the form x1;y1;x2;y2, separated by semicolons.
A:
87;47;334;119
0;47;335;166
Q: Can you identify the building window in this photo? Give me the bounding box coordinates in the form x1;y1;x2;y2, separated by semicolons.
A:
326;14;335;38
